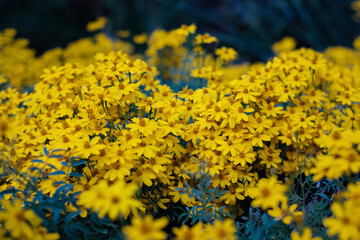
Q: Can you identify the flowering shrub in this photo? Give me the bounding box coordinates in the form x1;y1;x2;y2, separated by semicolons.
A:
0;13;360;240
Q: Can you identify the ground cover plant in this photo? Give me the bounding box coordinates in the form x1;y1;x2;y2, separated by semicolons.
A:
1;4;360;239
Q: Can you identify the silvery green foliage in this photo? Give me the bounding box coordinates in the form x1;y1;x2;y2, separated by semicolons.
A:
174;161;232;224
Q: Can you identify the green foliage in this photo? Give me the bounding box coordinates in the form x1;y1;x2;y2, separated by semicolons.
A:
174;160;232;224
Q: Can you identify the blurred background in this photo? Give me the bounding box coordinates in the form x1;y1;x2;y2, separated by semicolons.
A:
0;0;359;61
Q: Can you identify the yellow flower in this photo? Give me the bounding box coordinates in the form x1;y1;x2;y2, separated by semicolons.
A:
248;128;271;147
176;24;196;37
128;117;159;136
215;136;243;156
0;115;18;140
351;1;360;21
133;33;147;45
195;33;217;44
103;160;133;181
74;136;105;158
215;47;238;62
173;223;204;240
268;201;303;225
122;215;169;240
0;199;59;240
86;17;107;32
0;199;40;239
205;219;237;240
78;180;142;220
220;184;245;204
248;176;287;210
0;74;7;84
353;35;360;49
159;119;184;136
324;201;360;240
291;227;322;240
234;87;260;104
127;165;157;187
272;36;296;54
116;29;131;38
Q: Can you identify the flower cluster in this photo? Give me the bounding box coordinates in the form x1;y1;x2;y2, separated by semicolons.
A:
0;12;360;239
324;182;360;240
123;215;237;240
0;199;59;240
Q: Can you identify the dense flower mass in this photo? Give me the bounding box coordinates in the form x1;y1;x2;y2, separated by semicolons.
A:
0;8;360;240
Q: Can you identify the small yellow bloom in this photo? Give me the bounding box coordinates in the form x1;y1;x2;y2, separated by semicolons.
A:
173;223;204;240
117;29;131;38
215;47;238;62
133;33;147;44
291;227;322;240
123;215;169;240
86;17;107;32
195;33;217;44
272;36;296;54
205;219;237;240
248;176;287;210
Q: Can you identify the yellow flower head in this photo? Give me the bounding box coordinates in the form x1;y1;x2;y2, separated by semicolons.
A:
133;33;148;45
291;227;322;240
0;199;59;239
86;17;107;32
123;215;169;240
215;47;238;62
248;176;287;210
272;36;296;54
195;33;217;45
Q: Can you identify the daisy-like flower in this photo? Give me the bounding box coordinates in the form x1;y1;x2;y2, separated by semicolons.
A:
173;223;204;240
0;199;59;240
291;227;322;240
86;17;107;32
127;117;159;136
122;215;168;240
248;176;287;210
78;180;142;220
205;219;237;240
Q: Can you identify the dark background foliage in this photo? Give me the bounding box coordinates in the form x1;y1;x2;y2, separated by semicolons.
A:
0;0;358;61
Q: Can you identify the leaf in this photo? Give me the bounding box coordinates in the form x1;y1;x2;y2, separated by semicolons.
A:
205;180;211;189
70;191;82;197
51;149;67;154
46;163;58;170
206;204;215;209
70;160;87;167
61;161;69;167
52;208;62;224
89;223;108;234
178;212;189;223
31;159;43;163
222;212;234;218
0;188;20;196
198;183;204;192
49;170;66;176
50;155;65;159
29;167;44;174
53;181;65;186
43;146;49;156
185;182;190;191
55;184;73;196
70;156;80;162
69;172;83;178
68;222;90;236
314;192;329;200
219;206;226;212
64;210;81;225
